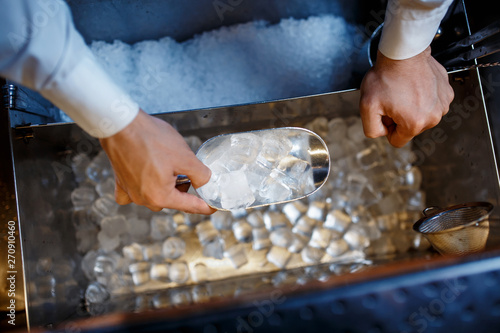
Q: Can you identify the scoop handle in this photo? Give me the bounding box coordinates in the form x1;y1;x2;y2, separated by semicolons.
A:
423;206;442;217
175;175;191;192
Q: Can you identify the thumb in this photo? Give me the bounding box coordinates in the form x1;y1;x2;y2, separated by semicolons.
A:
360;106;389;139
115;178;132;205
387;125;414;148
177;156;212;189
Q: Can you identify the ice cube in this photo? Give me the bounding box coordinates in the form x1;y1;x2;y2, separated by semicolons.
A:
331;241;353;259
232;220;253;242
203;238;225;259
284;158;311;183
288;234;308;253
346;118;365;143
106;272;133;293
263;211;289;231
219;170;255;209
196;221;219;244
309;227;335;249
406;190;426;211
150;214;176;240
76;225;99;254
210;211;233;230
150;263;169;282
132;271;150;286
301;246;325;263
375;214;399;231
101;215;127;238
91;196;119;223
86;151;113;185
128;262;150;274
169;261;190;283
305;117;328;138
306;201;327;221
71;153;91;183
327;117;347;143
252;227;271;250
229;132;262;165
259;171;292;203
282;200;308;225
162;237;186;259
81;250;99;280
270;228;294;248
142;243;163;261
246;210;265;228
245;162;272;192
324;210;351;232
97;230;120;252
344;228;370;250
182;214;202;228
71;186;96;209
266;246;291;269
95;177;116;198
399;166;423;191
191;263;208;283
371;191;405;216
224;244;248;268
85;282;109;304
94;255;116;285
173;212;189;234
256;132;293;168
356;144;384;170
292;216;317;237
122;243;144;261
125;217;150;241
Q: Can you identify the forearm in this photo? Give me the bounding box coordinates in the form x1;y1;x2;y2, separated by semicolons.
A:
0;0;138;138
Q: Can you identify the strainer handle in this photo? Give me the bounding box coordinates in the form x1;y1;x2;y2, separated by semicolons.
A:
423;206;442;217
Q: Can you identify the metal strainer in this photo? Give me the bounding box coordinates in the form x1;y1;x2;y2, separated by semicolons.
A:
413;202;494;256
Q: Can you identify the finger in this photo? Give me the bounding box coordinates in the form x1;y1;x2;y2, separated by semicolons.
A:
359;106;389;139
144;204;163;212
176;157;212;189
115;179;132;205
387;125;414;148
163;191;216;215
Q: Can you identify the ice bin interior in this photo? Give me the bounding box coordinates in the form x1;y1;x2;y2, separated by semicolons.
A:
7;0;500;330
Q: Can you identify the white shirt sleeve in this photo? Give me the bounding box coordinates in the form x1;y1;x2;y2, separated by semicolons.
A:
379;0;454;60
0;0;139;138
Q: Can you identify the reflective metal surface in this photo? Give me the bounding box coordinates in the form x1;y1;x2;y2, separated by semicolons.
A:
5;0;500;331
8;68;500;329
195;127;330;210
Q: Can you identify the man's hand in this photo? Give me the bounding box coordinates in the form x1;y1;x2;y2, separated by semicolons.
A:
99;109;216;214
359;46;454;148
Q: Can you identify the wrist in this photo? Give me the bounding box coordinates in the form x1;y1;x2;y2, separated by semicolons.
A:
375;46;432;71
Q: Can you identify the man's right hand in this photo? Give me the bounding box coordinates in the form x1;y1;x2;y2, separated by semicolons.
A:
99;109;216;215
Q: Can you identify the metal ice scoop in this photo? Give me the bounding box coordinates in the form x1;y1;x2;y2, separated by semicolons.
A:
177;127;330;210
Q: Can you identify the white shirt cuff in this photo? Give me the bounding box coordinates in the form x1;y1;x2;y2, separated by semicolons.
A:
379;0;453;60
40;49;139;138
